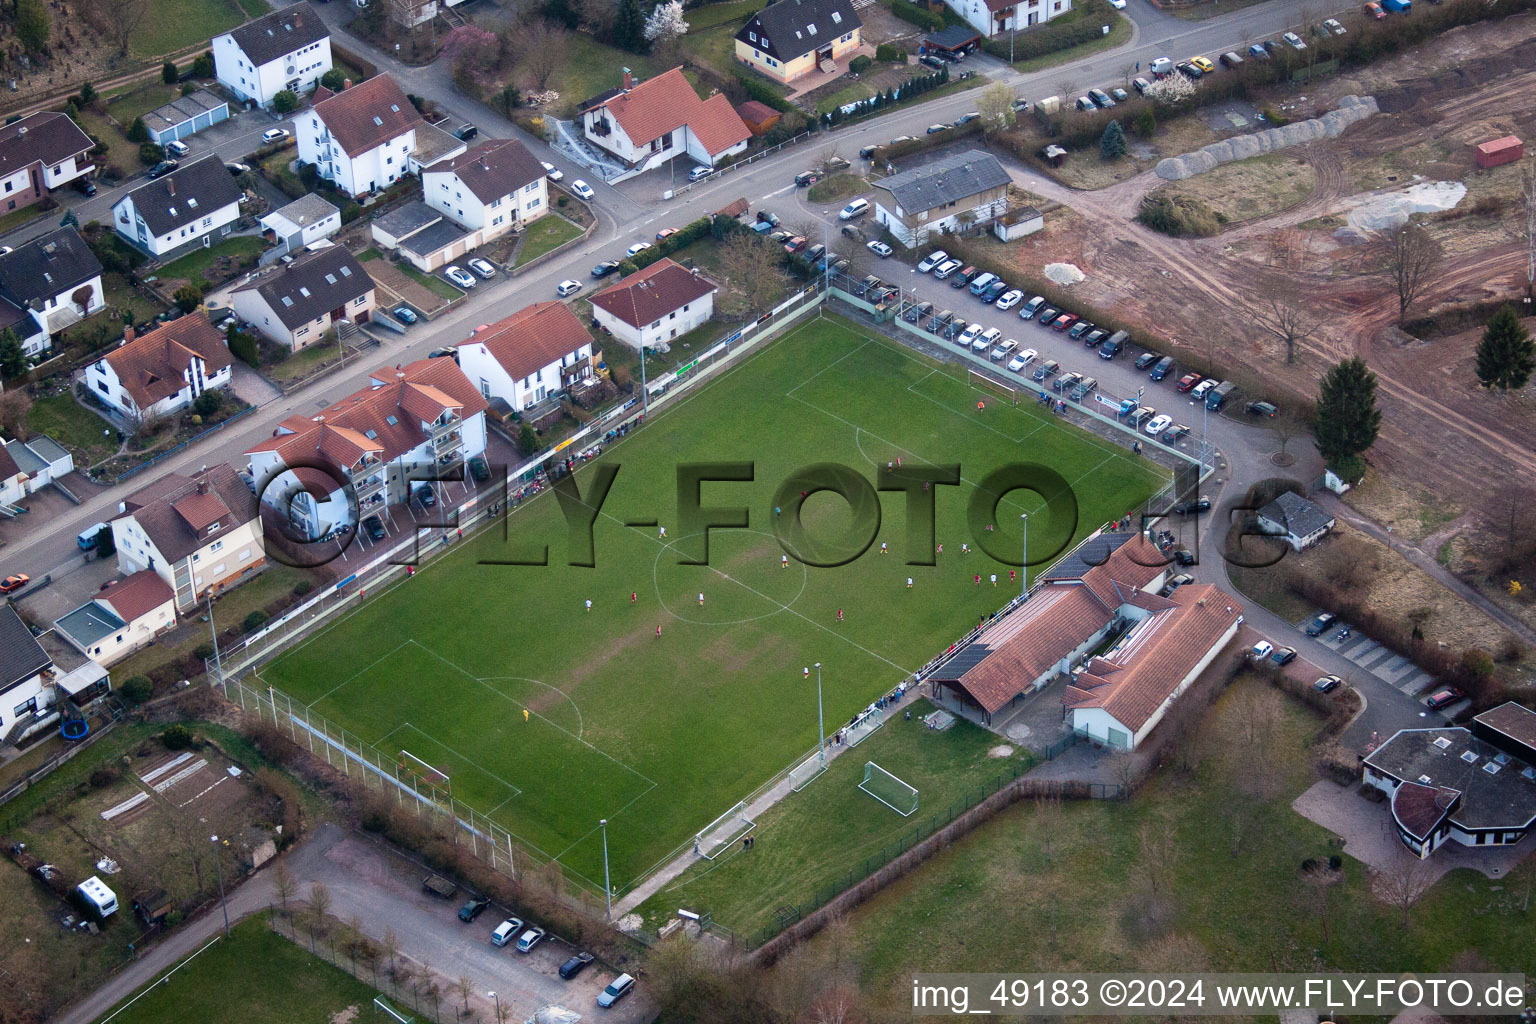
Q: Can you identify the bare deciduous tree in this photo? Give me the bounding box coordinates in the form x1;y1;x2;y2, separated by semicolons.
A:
1378;849;1434;927
976;81;1016;135
517;20;571;91
716;232;786;317
381;924;401;978
272;861;297;918
1381;220;1442;322
1523;163;1536;299
1137;818;1176;895
306;881;332;926
86;0;150;55
0;390;31;439
457;975;474;1014
1268;409;1304;457
1237;277;1323;365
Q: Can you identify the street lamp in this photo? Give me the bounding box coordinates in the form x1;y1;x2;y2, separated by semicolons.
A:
488;991;501;1023
210;835;230;938
599;819;611;921
206;594;224;689
1019;512;1029;601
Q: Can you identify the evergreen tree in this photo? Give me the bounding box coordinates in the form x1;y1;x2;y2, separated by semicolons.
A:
1314;357;1381;480
613;0;648;52
15;0;51;54
163;61;179;85
1100;119;1126;160
126;116;149;143
1474;305;1535;391
0;328;24;380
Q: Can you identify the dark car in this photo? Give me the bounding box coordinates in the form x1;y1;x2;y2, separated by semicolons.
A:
559;952;595;980
1270;646;1298;666
1035;305;1060;325
1135;351;1160;371
147;159;179;179
951;266;978;289
1176;60;1202;79
1149;356;1176;381
980;280;1009;303
392;305;418;324
414;485;437;508
75;177;98;196
469;456;490;483
919;54;945;70
1031;359;1060;381
1173;497;1211;515
953;112;981;126
1082;328;1106;348
858;145;879;159
592;260;622;278
903;301;934;324
362;516;387;542
794;170;818;187
1313;675;1342;694
1246;400;1278;417
453;123;479;141
1172;548;1197;566
1304;611;1338;637
1426;688;1464;710
459;897;491;922
1098;337;1122;359
1068;320;1094;340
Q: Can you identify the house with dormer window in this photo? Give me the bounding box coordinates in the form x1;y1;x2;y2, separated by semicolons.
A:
112;155;243;260
214;3;331;108
84;312;234;424
579;67;750;179
229;245;376;350
734;0;863;84
297;74;463;198
0;226;104;358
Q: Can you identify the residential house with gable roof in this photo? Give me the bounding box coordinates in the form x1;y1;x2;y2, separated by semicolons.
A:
213;2;332;109
260;194;341;257
454;302;597;418
871;149;1011;248
0;226;104;358
54;570;177;666
244;357;487;539
734;0;864;85
84;312;234;424
589;258;718;351
579;68;750;179
942;0;1072;37
421;138;548;241
0;111;95;215
1256;490;1336;551
229;245;375;350
112;155;243;260
297;74;463;198
110;464;265;613
0;605;111;746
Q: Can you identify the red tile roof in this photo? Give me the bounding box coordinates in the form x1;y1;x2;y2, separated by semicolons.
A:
312;74;422;158
1063;584;1242;734
590;258;718;330
245;357;486;471
1079;535;1167;608
1390;781;1461;841
456;301;593;381
102;313;234;411
98;570;174;623
118;464;256;564
588;68;750;157
735;101;780;126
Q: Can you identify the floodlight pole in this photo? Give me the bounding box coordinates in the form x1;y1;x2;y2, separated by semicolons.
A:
489;991;501;1023
1020;512;1029;601
210;835;230;938
599;819;611;921
814;663;825;764
207;594;223;689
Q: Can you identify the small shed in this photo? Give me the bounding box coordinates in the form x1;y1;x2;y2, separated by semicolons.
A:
993;205;1044;241
735;101;781;137
134;889;174;925
1038;145;1067;168
923;24;983;57
1474;135;1523;169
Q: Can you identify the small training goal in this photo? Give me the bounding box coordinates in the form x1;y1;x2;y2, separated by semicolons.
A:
968;367;1019;405
695;801;756;859
859;761;918;816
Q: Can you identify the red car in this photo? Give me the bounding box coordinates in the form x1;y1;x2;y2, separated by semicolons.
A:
1176;373;1203;392
1425;688;1463;710
1364;2;1385;17
0;574;29;594
1052;313;1079;331
783;235;807;254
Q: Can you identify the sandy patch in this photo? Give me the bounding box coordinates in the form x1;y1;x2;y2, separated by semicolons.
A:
1044;262;1085;286
615;912;642;931
331;1006;360;1024
987;744;1015;758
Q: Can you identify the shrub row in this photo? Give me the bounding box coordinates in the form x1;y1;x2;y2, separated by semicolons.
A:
1136;193;1225;237
889;0;948;33
981;0;1116;64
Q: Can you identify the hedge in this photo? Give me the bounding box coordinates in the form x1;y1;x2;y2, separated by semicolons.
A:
889;0;947;32
731;68;797;114
627;215;716;271
981;0;1115;65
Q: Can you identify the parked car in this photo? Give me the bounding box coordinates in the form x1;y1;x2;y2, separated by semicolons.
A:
1035;305;1060;325
1172;548;1197;566
1020;295;1046;320
1248;42;1271;59
804;243;826;263
1173;497;1211;515
453;123;479;141
557;279;582;297
1069;376;1098;401
953;112;981;127
957;323;986;348
540;161;564;181
598;974;636;1008
943;318;968;341
1150;356;1175;381
445;265;477;289
1251;640;1275;660
1145;414;1173;435
919;54;945;70
1111;87;1129;102
1176;61;1201;79
1190;55;1215;74
1283;30;1307;48
980;280;1009;303
147;159;179;179
469;456;490;483
1270;646;1297;666
1007;348;1037;372
414;485;437;508
459;897;491;922
261;127;290;144
1075;96;1097;112
592;260;622;278
1150;56;1174;76
794;173;817;189
1324;17;1347;33
655;228;678;242
1108;0;1125;7
1135;351;1160;371
1305;611;1338;636
1176;372;1202;392
491;918;524;947
917;250;951;273
1051;313;1078;331
0;574;30;594
625;242;651;258
888;135;916;146
1088;88;1116;109
75;177;98;195
1133;77;1154;95
866;240;893;257
1191;378;1217;401
1313;675;1343;694
468;258;497;279
951;266;978;288
1083;328;1107;348
163;139;189;157
393;305;418;324
559;952;595;979
1011;97;1033;112
363;516;386;542
688;165;714;182
1219;51;1245;68
1426;688;1463;709
516;926;546;953
571;179;596;200
1054;371;1083;393
1247;400;1277;417
995;289;1024;311
932;258;964;279
839;198;869;220
783;235;807;254
1067;320;1093;340
926;123;950;135
1031;359;1060;381
903;301;934;324
1098;335;1123;359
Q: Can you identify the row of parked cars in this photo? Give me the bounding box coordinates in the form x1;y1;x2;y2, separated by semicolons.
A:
456;893;635;1007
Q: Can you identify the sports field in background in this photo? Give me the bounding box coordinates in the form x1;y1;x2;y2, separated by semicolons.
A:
256;314;1167;894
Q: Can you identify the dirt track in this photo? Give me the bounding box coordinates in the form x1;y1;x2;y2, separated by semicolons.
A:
998;18;1536;508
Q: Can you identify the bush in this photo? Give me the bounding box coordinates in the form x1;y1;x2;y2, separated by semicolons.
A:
293;580;313;597
120;676;153;704
181;82;196;97
982;0;1117;63
193;389;223;417
244;610;270;633
161;724;194;750
89;767;119;789
192;53;214;79
890;0;945;31
1136;192;1224;237
228;330;259;368
272;89;299;114
162;61;179;85
126;116;150;143
320;67;346;91
78;81;96;106
875;43;902;62
731;69;798;115
138;142;164;166
192;642;216;660
848;55;873;75
173;283;204;313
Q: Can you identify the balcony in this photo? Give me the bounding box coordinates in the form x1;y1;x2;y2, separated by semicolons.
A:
432;430;461;452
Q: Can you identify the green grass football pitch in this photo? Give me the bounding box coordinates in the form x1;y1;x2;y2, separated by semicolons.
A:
257;314;1168;894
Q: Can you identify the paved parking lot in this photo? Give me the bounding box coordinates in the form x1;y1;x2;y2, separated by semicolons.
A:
1293;611;1444;704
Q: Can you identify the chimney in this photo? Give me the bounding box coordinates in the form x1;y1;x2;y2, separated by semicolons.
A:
622;67;634;92
343;78;352;89
123;325;135;343
292;10;301;26
167;178;175;196
197;479;209;495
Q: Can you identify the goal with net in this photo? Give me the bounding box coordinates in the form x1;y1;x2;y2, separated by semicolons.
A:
967;367;1018;405
788;751;827;792
859;761;918;816
396;750;452;806
695;801;756;859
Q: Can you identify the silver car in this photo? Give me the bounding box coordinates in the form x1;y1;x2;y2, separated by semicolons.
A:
445;265;477;289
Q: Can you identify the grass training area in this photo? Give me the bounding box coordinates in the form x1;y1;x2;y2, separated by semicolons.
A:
256;313;1167;896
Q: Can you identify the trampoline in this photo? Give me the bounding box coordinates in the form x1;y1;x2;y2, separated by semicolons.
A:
61;719;89;741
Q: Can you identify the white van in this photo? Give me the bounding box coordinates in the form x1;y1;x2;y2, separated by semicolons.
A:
968;273;996;296
838;198;869;220
78;522;110;550
1150;56;1173;76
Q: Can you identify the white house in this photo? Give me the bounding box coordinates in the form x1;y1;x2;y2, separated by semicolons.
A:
298;74;462;198
84;313;234;424
0;444;25;508
112;464;266;613
54;570;177;667
112;155;243;260
244;357;487;540
1257;490;1336;552
0;112;95;216
0;226;104;358
2;435;74;498
589;258;717;351
260;194;341;256
871;149;1011;249
454;302;597;415
0;605;111;746
213;2;332;109
421;138;548;241
942;0;1072;37
229;244;375;350
578;67;750;179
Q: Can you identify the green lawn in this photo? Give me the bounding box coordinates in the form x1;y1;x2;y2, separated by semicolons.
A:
105;82;183;123
797;675;1536;1013
399;264;463;302
681;0;759;74
0;203;46;235
100;917;380;1024
131;0;271;58
637;701;1035;937
256;315;1165;896
536;36;668;118
357;247;382;262
155;235;269;284
26;392;115;464
1011;8;1132;72
807;174;870;204
76;110;141;181
514;214;584;268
